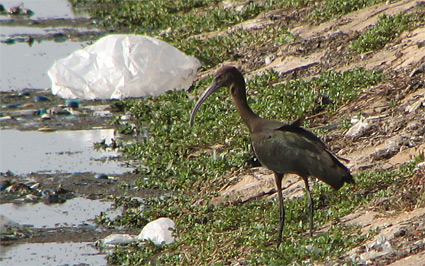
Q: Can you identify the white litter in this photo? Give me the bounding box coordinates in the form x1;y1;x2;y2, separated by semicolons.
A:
48;34;200;99
137;217;175;245
101;233;135;246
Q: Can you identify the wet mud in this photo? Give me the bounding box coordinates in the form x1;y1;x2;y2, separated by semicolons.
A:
0;2;144;265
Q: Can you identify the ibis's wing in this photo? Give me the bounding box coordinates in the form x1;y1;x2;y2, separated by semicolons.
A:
252;124;354;190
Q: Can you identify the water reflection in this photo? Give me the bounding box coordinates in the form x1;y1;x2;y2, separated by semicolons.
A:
0;41;87;90
0;242;106;266
0;129;131;174
0;0;87;19
0;197;120;228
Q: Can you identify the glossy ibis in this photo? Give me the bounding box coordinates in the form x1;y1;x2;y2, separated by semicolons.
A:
190;66;355;246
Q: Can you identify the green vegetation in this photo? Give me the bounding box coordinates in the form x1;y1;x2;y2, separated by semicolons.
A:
351;12;425;53
310;0;387;21
116;68;382;191
70;0;390;68
104;158;423;265
71;0;309;35
98;68;384;264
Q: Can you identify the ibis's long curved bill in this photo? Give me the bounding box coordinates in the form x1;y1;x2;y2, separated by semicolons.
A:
189;78;220;126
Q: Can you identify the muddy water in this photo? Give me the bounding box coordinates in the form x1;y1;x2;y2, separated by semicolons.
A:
0;0;87;19
0;129;130;174
0;0;102;91
0;1;138;265
0;41;87;90
1;197;121;228
1;242;105;266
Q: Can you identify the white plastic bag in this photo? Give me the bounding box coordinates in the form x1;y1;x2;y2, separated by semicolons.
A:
48;34;200;99
136;217;175;245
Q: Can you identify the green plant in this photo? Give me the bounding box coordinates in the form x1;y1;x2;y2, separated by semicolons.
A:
351;12;425;53
310;0;387;21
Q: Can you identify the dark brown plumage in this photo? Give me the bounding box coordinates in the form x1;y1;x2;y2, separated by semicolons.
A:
190;66;355;246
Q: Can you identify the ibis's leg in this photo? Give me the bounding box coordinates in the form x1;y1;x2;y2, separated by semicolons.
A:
274;173;284;247
303;177;314;237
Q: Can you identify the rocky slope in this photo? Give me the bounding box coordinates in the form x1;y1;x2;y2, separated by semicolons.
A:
205;1;424;265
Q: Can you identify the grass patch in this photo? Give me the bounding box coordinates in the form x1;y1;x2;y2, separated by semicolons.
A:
70;0;400;68
71;0;310;35
70;0;304;68
105;160;422;265
67;0;422;264
100;68;385;264
310;0;387;21
115;67;382;191
351;11;425;53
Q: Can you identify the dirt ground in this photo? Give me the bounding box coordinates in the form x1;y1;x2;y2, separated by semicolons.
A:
203;0;425;265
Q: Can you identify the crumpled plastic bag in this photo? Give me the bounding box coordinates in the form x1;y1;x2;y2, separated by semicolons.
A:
48;34;201;99
136;217;175;245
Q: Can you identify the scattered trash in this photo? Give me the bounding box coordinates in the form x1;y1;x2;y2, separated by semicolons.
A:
38;127;56;132
19;92;31;97
345;117;372;138
0;116;13;121
136;217;175;245
34;95;50;102
95;173;109;180
4;103;21;108
3;3;33;16
264;55;275;66
120;114;132;121
96;218;176;248
414;162;425;171
0;215;22;234
359;234;393;262
371;136;403;160
41;113;51;120
305;244;323;255
1;178;73;204
405;95;425;113
48;34;201;100
42;189;66;204
98;234;136;248
66;99;80;108
0;180;11;191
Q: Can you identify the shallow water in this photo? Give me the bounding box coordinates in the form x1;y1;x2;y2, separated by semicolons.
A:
0;242;106;266
0;40;87;91
0;0;87;19
1;197;120;228
0;129;131;174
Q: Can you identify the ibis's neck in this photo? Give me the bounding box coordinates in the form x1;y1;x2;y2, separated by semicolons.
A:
230;81;261;133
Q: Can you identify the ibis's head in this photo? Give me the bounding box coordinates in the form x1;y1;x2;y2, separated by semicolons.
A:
189;66;241;126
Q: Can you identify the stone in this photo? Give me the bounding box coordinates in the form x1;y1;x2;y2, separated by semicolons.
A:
345;118;372;138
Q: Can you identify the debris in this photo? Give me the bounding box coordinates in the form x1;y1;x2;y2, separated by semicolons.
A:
48;34;201;99
66;99;80;108
41;113;51;120
0;116;13;121
4;103;21;108
360;234;393;262
99;234;136;247
345;118;372;138
372;136;403;160
305;244;323;255
405;95;425;113
0;215;22;234
34;96;50;102
136;217;175;245
95;173;109;180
